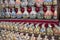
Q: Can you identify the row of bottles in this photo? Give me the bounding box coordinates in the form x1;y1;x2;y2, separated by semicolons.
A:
0;22;60;36
0;29;60;40
0;6;57;19
0;0;57;8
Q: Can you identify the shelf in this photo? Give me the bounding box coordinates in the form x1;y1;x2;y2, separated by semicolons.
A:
0;19;59;26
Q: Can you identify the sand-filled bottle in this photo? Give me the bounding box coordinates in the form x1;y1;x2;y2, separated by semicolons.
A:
9;0;15;7
44;0;52;5
16;8;22;18
34;23;40;34
53;6;57;19
47;24;53;35
44;6;53;19
5;8;11;18
37;6;44;19
23;7;29;19
30;6;37;19
28;23;34;34
11;8;16;18
40;23;46;35
15;0;21;8
28;0;35;6
21;0;28;7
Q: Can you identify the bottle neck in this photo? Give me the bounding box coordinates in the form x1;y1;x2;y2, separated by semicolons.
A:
18;8;20;11
32;6;35;11
40;7;43;11
55;6;57;11
47;6;51;11
6;8;8;12
24;7;27;11
12;8;14;11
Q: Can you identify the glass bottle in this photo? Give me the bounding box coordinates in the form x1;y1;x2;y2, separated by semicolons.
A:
40;23;46;35
44;0;52;5
11;8;16;18
28;0;35;6
15;0;21;8
53;24;60;35
37;6;44;19
9;0;15;7
30;6;37;19
53;0;57;5
53;6;57;20
16;8;22;18
1;0;5;8
35;0;44;7
23;7;29;19
25;33;30;40
47;24;53;35
19;22;24;32
34;23;40;34
31;34;36;40
28;23;34;34
4;0;8;7
1;9;5;18
21;0;28;7
43;35;49;40
37;34;42;40
51;36;55;40
44;6;53;19
5;8;11;18
23;23;28;33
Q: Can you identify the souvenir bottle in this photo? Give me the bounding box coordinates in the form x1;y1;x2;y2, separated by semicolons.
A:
5;8;11;18
44;6;53;19
1;0;5;8
37;6;44;19
31;34;36;40
37;34;42;40
44;0;52;5
16;8;22;18
4;0;9;7
1;9;5;18
20;33;25;40
19;22;24;32
47;24;53;35
53;24;60;35
0;3;2;17
53;0;57;5
30;6;37;19
40;23;46;35
34;23;40;34
35;0;44;7
11;8;16;18
43;35;49;40
23;7;29;19
28;0;35;6
23;23;28;33
28;23;34;34
15;0;21;8
53;6;57;19
21;0;28;7
51;36;55;40
9;0;15;7
25;33;30;40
